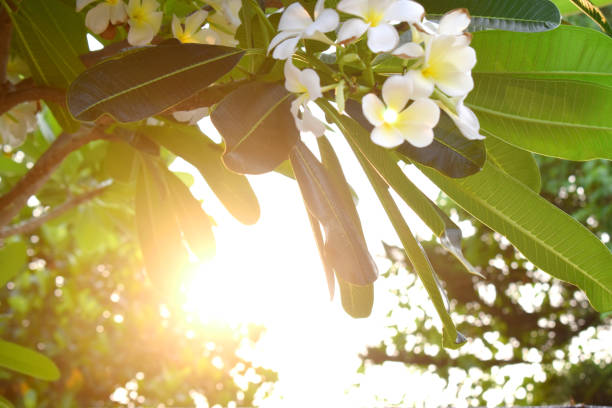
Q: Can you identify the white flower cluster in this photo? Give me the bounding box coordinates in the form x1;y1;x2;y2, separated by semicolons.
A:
271;0;483;148
76;0;241;47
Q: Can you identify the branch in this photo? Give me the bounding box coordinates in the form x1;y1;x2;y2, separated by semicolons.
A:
0;6;12;86
0;180;112;239
0;125;107;228
0;82;66;115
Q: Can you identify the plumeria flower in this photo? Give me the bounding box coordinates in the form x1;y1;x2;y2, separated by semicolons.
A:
440;97;484;140
0;103;38;148
76;0;127;34
203;0;241;46
268;0;339;60
126;0;163;46
337;0;424;53
362;75;440;148
284;60;326;137
172;10;210;44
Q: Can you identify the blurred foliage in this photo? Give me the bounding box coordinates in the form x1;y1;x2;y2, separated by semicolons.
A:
0;114;276;407
361;156;611;406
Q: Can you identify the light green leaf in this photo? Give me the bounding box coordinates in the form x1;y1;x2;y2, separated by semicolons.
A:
467;75;612;160
0;395;14;408
472;26;612;87
0;241;27;287
0;340;60;381
420;0;561;32
337;278;374;319
485;135;542;192
422;161;612;312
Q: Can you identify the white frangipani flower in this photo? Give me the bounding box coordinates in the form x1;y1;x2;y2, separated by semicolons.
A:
268;0;339;60
172;10;210;44
77;0;127;34
441;97;484;140
203;0;241;46
284;60;326;137
0;103;38;149
362;75;440;148
337;0;424;53
126;0;163;46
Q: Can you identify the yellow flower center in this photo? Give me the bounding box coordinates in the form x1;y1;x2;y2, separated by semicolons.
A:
107;0;119;4
177;31;194;43
383;108;398;124
131;8;147;24
365;9;384;26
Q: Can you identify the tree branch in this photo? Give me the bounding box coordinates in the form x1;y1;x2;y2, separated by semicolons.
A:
0;180;112;239
0;82;66;115
0;7;11;86
0;125;107;228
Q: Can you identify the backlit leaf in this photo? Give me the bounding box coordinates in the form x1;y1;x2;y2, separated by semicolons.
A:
0;340;60;381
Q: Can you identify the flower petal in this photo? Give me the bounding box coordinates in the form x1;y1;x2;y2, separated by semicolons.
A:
284;60;304;93
396;123;434;147
300;105;327;137
404;70;434;99
362;93;386;127
382;75;412;113
305;9;339;36
268;30;299;53
110;1;127;24
397;98;440;128
337;0;369;19
279;2;313;31
439;8;470;35
367;23;399;53
314;0;325;18
299;69;323;100
384;0;424;24
185;10;208;35
392;42;424;59
337;18;369;44
272;36;301;60
453;100;484;140
127;23;155;45
432;63;474;96
193;28;220;44
85;3;111;34
171;14;182;39
371;125;404;148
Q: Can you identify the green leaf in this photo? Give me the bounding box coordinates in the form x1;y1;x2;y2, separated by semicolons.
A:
467;75;612;160
420;0;561;32
0;340;60;381
485;135;541;192
306;210;336;300
6;0;86;131
135;156;190;291
0;395;14;408
67;44;244;122
0;241;27;287
164;170;216;262
211;82;299;174
0;156;27;178
103;141;139;184
472;26;612;87
356;155;466;348
422;161;612;312
289;141;378;286
337;278;374;318
345;100;485;178
568;0;612;36
144;124;260;225
551;0;612;14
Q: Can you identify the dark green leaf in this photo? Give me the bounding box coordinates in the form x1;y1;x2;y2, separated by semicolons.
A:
289;141;377;286
0;241;27;287
485;135;541;192
144;124;260;225
0;340;60;381
420;0;561;32
211;82;299;174
337;278;374;318
422;161;612;312
7;0;86;131
68;44;243;122
165;170;215;262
